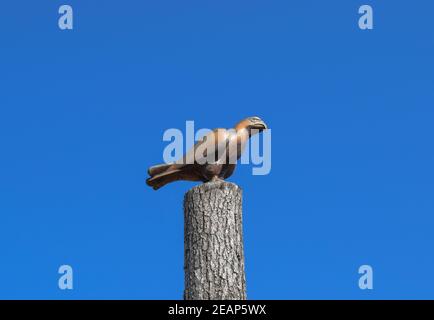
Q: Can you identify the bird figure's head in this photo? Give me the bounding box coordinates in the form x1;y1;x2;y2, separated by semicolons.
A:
235;116;268;135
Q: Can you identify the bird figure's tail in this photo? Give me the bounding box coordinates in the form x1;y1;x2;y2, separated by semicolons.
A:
146;163;182;190
148;163;172;177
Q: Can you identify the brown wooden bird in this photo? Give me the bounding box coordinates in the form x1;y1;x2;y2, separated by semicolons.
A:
146;116;268;190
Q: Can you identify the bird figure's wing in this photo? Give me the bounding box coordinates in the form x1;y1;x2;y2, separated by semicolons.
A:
177;128;231;166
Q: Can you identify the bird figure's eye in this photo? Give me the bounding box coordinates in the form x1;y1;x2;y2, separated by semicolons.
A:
250;116;260;122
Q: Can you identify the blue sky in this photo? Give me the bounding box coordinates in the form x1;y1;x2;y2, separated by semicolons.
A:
0;1;433;299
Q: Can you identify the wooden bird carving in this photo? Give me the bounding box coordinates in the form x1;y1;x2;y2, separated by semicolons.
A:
146;116;268;190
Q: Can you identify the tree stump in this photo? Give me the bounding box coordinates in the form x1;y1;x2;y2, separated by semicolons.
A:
183;181;247;300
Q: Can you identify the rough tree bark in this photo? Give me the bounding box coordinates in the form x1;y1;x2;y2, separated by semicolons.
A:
183;180;247;300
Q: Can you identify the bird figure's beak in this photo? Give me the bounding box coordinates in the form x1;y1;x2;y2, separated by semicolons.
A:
253;120;268;131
